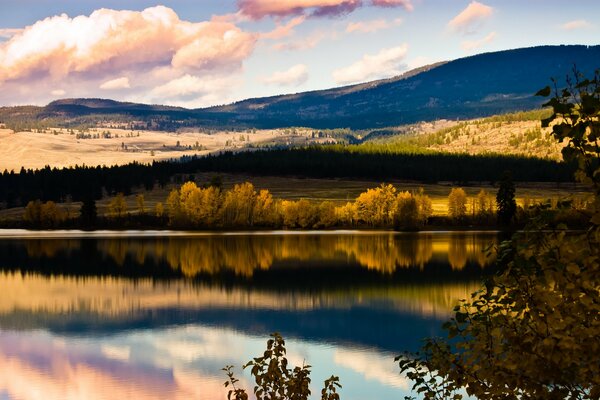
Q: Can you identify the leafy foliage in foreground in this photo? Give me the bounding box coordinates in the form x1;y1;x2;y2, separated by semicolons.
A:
223;333;341;400
398;70;600;399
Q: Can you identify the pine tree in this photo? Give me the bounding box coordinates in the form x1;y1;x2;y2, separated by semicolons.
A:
496;170;516;225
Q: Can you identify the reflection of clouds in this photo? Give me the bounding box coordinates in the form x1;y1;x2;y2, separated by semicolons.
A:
101;344;130;361
0;331;227;400
333;348;409;389
0;325;416;400
152;326;247;364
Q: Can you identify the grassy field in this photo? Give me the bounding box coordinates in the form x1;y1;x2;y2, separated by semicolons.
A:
0;127;335;171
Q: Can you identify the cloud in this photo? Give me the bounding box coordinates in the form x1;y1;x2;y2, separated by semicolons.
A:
50;89;66;96
448;1;493;34
561;19;593;31
461;31;496;51
332;44;408;85
0;28;22;39
145;74;241;107
100;77;131;90
0;6;257;107
334;348;410;389
346;18;402;33
272;30;333;51
371;0;413;10
260;64;308;86
238;0;412;20
260;16;306;40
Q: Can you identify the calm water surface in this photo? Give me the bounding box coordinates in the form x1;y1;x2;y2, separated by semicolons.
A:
0;230;498;400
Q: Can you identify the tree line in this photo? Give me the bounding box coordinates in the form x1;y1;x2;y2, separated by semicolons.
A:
0;144;575;210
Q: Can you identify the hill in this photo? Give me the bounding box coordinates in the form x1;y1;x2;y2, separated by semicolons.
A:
0;45;598;130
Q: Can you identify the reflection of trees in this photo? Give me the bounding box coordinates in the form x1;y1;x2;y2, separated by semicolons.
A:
91;234;497;277
447;234;496;270
25;239;79;259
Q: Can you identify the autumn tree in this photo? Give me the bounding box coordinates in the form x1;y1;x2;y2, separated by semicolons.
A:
108;193;128;218
222;182;257;227
155;202;165;218
24;200;68;227
23;200;42;224
355;184;397;226
394;191;419;230
335;202;357;226
136;194;146;215
476;189;494;216
254;189;278;226
166;188;181;223
447;187;467;220
415;188;433;225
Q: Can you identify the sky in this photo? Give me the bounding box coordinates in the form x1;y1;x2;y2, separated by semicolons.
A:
0;0;598;108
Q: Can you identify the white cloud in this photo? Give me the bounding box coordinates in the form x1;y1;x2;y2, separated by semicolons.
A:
272;30;334;51
50;89;66;96
448;1;493;34
332;44;408;85
0;6;257;107
346;18;402;33
260;16;306;40
561;19;593;31
334;348;410;389
144;74;241;108
101;344;131;361
0;28;22;39
260;64;308;86
100;77;131;90
461;31;497;51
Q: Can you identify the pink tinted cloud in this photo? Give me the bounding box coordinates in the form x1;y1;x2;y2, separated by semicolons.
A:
260;64;309;86
332;43;408;84
238;0;412;19
261;16;306;40
0;6;256;83
448;1;493;34
0;6;257;107
371;0;413;11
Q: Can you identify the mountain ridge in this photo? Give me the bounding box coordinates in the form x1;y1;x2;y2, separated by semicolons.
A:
1;45;599;130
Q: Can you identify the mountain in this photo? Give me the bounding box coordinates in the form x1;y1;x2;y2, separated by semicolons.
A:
1;45;599;130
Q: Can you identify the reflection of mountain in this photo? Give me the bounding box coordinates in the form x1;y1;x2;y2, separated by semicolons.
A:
11;232;497;277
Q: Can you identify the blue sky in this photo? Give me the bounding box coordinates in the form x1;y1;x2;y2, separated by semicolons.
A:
0;0;598;107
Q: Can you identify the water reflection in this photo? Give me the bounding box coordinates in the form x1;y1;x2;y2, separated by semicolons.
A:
0;231;498;400
12;231;497;277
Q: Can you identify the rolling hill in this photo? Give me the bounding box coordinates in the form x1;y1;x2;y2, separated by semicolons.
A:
1;45;599;130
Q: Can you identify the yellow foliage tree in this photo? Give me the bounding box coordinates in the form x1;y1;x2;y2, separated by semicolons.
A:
254;189;277;226
355;183;397;226
447;187;467;220
108;193;127;218
335;202;357;226
136;194;146;214
222;182;257;227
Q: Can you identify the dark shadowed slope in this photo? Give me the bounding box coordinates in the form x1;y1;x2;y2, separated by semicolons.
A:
1;45;599;130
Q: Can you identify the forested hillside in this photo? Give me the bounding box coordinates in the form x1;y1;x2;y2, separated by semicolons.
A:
1;45;598;130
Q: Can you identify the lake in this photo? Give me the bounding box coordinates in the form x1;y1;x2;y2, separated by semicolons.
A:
0;230;499;400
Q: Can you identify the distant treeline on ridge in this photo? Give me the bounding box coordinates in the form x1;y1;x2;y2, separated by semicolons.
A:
0;146;575;208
